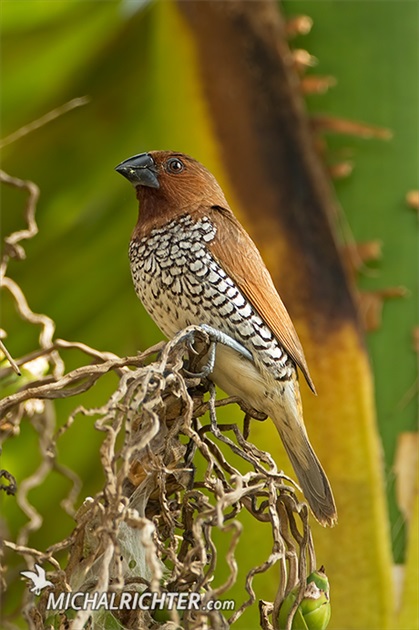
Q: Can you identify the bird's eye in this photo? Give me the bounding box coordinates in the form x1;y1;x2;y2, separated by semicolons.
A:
166;158;184;174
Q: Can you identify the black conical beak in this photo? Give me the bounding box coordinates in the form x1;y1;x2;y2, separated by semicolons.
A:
115;152;160;189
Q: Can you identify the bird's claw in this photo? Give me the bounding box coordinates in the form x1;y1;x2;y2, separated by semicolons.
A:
184;341;217;378
187;337;201;356
183;324;253;378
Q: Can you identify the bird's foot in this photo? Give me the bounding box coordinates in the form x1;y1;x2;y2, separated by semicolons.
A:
183;324;253;378
198;325;253;362
188;341;216;378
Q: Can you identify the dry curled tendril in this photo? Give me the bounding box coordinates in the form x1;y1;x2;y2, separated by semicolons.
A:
1;327;316;630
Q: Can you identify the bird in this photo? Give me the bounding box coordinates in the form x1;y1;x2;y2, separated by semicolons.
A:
115;150;337;527
21;563;53;595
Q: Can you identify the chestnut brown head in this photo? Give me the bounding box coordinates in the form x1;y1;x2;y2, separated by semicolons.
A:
115;150;228;214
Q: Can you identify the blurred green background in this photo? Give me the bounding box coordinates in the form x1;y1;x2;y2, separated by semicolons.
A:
1;1;417;628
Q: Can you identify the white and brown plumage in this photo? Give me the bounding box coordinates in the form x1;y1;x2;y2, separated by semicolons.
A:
116;150;337;526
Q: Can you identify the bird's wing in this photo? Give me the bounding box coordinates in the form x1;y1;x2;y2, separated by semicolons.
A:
35;565;46;579
207;206;316;393
21;571;36;581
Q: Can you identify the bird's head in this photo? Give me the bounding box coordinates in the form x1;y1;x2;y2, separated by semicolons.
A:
115;151;229;226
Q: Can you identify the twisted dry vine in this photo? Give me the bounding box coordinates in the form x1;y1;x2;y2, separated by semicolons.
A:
2;328;316;630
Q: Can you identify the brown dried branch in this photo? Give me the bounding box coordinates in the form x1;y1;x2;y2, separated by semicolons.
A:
0;170;40;270
2;276;63;378
0;166;63;381
0;96;89;376
3;327;316;629
0;96;90;149
0;338;21;376
0;349;155;421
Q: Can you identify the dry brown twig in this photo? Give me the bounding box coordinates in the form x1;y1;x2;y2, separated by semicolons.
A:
1;324;316;630
0;96;90;150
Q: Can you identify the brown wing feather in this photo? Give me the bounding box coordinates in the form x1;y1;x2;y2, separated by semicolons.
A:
206;206;316;393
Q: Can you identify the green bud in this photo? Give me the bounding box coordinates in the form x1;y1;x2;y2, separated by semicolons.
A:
277;567;331;630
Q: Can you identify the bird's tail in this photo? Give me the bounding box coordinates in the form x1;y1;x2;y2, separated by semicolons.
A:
280;426;337;527
271;382;337;527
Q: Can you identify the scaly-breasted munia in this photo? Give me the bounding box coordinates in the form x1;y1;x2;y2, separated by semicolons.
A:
115;151;337;527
